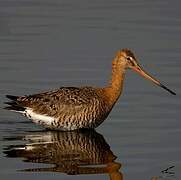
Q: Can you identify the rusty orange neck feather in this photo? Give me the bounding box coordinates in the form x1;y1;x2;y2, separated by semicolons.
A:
104;58;127;107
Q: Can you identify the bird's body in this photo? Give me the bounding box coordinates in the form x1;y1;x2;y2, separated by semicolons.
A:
6;87;114;130
5;49;176;131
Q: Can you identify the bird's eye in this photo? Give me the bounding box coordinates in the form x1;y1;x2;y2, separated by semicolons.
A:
126;56;132;61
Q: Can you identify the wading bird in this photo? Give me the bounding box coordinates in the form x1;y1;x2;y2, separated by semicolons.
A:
5;49;176;131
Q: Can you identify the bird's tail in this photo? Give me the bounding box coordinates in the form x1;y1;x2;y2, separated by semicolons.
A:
4;95;25;112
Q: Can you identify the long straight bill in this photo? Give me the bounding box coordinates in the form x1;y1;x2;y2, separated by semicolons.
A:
132;65;176;95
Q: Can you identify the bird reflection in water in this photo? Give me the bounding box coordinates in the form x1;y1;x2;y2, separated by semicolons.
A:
4;130;122;180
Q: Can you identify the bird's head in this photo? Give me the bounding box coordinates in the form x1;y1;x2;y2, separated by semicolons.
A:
115;49;176;95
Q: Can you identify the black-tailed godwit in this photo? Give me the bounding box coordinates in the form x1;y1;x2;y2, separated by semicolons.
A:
5;49;176;131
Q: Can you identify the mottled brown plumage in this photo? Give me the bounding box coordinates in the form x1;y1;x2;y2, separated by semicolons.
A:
8;87;111;130
5;49;176;130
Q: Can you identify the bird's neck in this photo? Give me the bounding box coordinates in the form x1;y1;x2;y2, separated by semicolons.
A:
104;59;126;106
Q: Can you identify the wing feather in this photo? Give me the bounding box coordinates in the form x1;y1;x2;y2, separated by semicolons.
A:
15;87;101;117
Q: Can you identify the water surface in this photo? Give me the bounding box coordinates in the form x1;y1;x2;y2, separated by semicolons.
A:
0;0;181;180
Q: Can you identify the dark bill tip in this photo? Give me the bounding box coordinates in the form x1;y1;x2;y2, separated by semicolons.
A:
160;84;176;95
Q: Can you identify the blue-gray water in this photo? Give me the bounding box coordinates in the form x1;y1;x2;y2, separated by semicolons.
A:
0;0;181;179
